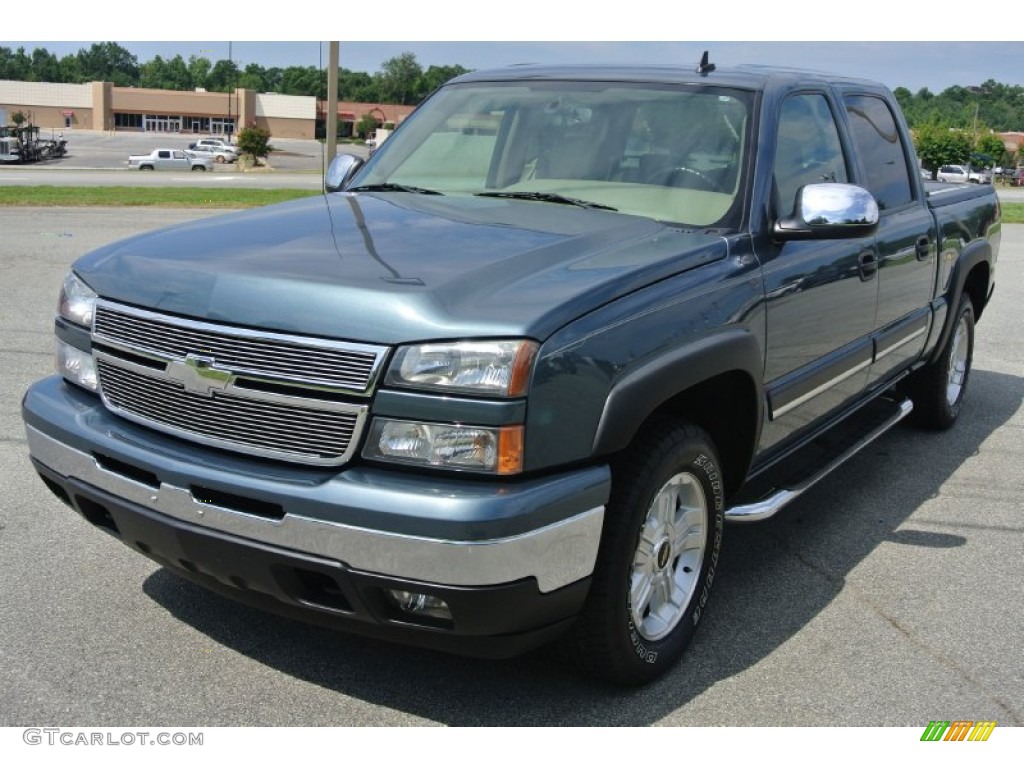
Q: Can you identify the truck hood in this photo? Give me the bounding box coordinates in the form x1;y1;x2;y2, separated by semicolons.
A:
74;192;728;344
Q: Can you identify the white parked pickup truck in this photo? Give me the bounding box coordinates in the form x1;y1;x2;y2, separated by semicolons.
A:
127;149;213;172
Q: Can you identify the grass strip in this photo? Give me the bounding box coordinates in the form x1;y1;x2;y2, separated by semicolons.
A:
0;186;320;208
999;202;1024;224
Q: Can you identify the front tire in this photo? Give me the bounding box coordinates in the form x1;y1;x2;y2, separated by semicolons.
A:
909;293;975;429
569;422;725;685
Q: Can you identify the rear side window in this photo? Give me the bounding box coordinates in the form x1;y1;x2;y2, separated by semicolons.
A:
844;94;913;210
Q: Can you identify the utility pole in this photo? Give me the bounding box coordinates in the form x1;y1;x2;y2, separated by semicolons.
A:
325;42;339;174
227;41;233;141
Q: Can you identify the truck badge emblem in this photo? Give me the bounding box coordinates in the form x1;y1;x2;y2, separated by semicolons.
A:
167;354;233;396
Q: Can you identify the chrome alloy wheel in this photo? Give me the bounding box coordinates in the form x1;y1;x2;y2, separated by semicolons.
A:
946;313;970;407
630;471;707;642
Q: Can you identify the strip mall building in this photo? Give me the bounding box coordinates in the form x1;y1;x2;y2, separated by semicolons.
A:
0;80;415;139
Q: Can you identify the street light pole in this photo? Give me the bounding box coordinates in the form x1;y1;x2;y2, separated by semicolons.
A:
325;42;339;174
227;41;233;142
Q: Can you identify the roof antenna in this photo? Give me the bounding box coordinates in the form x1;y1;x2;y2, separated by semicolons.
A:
696;50;716;75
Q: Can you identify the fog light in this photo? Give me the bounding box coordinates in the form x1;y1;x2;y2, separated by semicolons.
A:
364;418;524;474
387;589;452;622
56;339;98;391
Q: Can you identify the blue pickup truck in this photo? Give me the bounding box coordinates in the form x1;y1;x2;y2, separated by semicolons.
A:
23;59;1000;685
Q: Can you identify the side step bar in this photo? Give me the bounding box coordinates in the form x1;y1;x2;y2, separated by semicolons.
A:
725;397;914;523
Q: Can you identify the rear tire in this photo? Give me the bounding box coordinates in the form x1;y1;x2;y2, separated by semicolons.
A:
569;422;725;685
909;293;974;430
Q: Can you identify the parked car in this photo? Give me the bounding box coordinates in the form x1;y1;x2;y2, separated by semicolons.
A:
1009;168;1024;187
187;145;238;164
188;137;240;154
27;61;1000;686
127;149;213;172
936;164;991;184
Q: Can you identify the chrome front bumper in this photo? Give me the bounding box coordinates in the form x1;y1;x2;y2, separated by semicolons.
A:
24;382;607;594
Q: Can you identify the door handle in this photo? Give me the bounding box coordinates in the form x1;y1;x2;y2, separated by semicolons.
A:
915;236;931;261
858;250;878;282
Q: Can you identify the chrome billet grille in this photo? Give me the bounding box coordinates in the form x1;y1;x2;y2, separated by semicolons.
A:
94;302;386;394
89;300;383;466
96;359;363;465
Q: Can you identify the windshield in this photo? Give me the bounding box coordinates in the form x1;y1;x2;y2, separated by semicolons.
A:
352;80;754;230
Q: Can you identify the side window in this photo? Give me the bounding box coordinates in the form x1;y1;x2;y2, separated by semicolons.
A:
773;93;848;217
844;94;913;210
158;151;170;159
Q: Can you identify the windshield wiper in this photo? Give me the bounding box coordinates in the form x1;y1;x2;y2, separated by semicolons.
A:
475;191;617;211
348;183;442;195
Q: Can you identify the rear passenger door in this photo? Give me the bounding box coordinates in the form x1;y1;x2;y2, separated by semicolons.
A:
758;91;879;452
841;92;936;386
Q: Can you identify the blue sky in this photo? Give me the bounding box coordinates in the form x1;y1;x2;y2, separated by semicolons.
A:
8;2;1023;94
6;41;1023;94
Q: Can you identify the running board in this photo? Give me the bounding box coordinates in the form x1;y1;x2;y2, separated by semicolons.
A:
725;397;914;523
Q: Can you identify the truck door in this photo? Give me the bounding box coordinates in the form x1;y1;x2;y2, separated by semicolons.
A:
841;92;936;386
758;91;880;452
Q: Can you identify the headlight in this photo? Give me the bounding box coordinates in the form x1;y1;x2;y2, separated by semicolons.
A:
58;271;98;328
56;339;98;391
385;340;538;397
364;419;524;474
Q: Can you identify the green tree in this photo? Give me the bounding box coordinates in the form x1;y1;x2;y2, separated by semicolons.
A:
30;48;61;82
11;111;27;126
76;42;139;85
356;113;379;139
419;64;470;96
913;124;972;175
280;66;325;98
139;55;171;89
206;59;240;93
338;69;376;102
58;54;82;83
238;63;268;92
975;133;1006;157
0;47;32;80
188;56;211;91
237;125;273;164
163;55;193;91
974;133;1008;168
378;52;423;105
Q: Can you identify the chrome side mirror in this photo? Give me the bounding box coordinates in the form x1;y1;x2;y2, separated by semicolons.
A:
325;154;365;192
774;183;879;241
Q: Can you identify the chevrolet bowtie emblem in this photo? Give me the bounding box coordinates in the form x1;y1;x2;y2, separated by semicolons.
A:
166;353;233;396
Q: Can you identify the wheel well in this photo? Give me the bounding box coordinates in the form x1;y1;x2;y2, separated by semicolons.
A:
632;371;758;498
962;262;990;322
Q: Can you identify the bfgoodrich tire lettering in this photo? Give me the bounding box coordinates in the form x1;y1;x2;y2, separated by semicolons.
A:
569;422;724;685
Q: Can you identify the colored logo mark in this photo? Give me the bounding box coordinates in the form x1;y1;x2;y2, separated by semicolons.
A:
920;720;997;742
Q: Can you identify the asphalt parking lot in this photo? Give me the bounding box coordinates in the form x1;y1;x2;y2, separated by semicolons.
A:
0;204;1020;728
6;128;366;173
